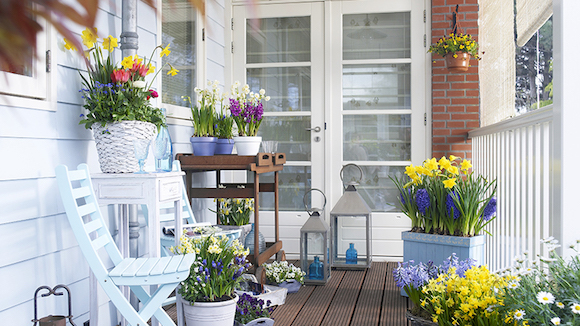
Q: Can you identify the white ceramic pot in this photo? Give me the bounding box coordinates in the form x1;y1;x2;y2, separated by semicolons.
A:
183;295;238;326
234;136;262;156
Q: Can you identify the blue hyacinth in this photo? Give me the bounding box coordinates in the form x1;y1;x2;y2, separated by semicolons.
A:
481;197;497;221
446;191;461;220
415;189;430;215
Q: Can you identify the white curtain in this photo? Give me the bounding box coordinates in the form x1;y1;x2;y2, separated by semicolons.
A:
516;0;553;46
479;0;516;126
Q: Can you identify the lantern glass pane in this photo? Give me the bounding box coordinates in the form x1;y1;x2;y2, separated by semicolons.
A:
332;214;369;266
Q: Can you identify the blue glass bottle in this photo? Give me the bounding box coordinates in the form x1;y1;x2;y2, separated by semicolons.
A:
346;243;358;264
245;223;266;255
154;108;173;172
309;256;323;280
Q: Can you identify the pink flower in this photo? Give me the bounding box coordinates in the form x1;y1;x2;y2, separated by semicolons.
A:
111;69;130;84
147;89;159;100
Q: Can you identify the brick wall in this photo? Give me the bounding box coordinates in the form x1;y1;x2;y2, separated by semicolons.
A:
431;0;479;160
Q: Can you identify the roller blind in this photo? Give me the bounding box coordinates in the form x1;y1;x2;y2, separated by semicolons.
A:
479;0;516;126
516;0;552;47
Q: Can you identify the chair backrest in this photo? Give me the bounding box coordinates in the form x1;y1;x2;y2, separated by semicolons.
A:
56;164;124;281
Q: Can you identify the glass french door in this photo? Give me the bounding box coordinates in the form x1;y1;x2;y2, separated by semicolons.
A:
232;0;426;259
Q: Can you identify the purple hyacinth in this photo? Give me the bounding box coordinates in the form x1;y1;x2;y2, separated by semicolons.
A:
481;197;497;221
440;253;476;277
230;99;241;117
415;189;430;215
446;191;461;220
400;188;411;206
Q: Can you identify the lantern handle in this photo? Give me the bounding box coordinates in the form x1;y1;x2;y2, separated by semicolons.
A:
340;163;364;188
303;188;327;215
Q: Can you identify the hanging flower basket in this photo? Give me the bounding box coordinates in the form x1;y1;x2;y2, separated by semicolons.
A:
445;52;471;73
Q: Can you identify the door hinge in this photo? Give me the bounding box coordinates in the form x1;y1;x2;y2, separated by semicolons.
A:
424;34;427;47
231;18;234;30
424;113;427;126
46;50;51;73
231;41;234;53
424;9;426;23
202;28;205;41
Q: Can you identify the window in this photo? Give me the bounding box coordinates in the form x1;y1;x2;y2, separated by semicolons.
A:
160;0;199;119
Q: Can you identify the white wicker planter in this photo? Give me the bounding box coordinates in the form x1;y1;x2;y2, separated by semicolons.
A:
92;121;156;173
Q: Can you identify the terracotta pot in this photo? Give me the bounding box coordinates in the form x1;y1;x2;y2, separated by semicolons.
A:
445;52;470;73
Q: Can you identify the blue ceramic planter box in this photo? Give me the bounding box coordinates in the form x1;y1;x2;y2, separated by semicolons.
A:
401;231;486;296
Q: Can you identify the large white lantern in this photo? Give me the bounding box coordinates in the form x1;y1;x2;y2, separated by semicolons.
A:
300;189;331;285
330;164;372;269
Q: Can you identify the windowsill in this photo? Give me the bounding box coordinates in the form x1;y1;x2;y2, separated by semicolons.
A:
0;93;54;111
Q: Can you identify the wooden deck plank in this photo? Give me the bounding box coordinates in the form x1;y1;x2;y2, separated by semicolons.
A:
291;270;346;326
350;261;388;325
270;284;315;326
320;270;366;326
380;262;409;326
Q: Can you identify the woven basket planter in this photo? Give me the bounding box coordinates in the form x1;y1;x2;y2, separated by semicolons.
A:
93;121;156;173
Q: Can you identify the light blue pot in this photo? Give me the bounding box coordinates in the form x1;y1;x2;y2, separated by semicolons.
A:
190;136;217;156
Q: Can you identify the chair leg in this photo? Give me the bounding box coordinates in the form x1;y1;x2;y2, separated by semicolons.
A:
131;284;178;326
101;281;149;326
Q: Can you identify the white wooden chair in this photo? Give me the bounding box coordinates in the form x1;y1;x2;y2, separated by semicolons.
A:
141;160;241;256
56;164;195;326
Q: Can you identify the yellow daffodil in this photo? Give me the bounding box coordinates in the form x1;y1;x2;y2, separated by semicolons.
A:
160;43;171;57
439;157;451;170
63;38;77;51
167;65;179;76
425;158;439;171
81;27;98;48
102;35;118;52
449;155;458;161
448;166;459;175
461;159;472;171
121;55;135;69
147;64;155;75
443;178;456;189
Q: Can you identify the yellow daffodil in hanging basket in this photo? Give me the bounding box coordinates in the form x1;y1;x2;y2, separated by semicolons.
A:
428;33;480;73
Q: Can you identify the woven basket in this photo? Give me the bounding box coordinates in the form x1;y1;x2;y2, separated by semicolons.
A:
92;121;156;173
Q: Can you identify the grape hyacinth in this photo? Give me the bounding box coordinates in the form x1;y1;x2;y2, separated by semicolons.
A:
415;189;430;215
481;197;497;221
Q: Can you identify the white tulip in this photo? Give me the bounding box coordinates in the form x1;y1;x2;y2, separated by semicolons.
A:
133;80;146;88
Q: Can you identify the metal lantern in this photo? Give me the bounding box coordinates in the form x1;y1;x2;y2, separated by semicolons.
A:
330;164;372;269
300;189;331;285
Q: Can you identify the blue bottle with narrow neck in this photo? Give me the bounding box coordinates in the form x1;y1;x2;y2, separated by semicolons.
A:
346;243;358;264
309;256;323;280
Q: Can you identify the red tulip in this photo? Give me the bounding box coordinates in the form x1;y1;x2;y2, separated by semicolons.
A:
111;69;130;84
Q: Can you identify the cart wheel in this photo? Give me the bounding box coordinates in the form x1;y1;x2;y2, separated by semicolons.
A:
256;266;267;286
276;250;286;262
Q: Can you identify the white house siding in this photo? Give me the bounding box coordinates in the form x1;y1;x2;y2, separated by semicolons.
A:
0;0;226;324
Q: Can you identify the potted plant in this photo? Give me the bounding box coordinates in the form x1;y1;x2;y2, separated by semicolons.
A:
391;156;497;266
428;32;480;73
215;198;254;245
229;81;270;156
497;238;580;325
65;28;177;173
263;261;305;294
235;293;275;326
215;110;235;155
185;80;225;156
171;233;251;326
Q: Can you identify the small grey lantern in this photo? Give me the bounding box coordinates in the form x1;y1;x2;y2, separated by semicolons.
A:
330;164;372;269
300;189;331;285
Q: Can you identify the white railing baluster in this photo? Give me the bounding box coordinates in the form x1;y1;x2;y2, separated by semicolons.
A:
469;106;553;272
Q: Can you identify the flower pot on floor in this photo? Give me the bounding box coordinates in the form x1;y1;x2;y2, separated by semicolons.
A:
183;295;238;326
235;318;275;326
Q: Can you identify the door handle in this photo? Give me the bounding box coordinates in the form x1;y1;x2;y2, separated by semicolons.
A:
306;126;321;132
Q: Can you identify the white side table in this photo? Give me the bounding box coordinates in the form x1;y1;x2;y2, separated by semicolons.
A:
90;171;185;326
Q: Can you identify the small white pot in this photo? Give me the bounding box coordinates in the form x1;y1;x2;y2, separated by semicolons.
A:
234;136;262;156
183;295;238;326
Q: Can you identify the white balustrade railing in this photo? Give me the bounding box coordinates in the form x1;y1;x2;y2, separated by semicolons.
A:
469;106;553;272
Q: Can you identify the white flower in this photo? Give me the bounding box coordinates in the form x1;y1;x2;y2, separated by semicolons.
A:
265;96;270;101
133;80;146;88
571;303;580;314
508;281;519;289
514;309;526;320
551;317;561;325
537;291;555;304
259;89;265;96
557;302;565;309
194;87;201;93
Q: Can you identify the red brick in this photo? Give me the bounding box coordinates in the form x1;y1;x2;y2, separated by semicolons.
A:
447;121;465;128
446;0;466;5
447;75;465;82
450;144;472;151
432;0;446;6
433;83;451;90
466;106;479;112
433;98;451;105
446;90;465;97
451;113;479;120
459;5;479;12
464;152;472;160
433;113;451;120
433;137;446;144
447;106;465;112
433;67;450;75
465;0;478;3
432;29;446;37
433;75;445;83
433;90;446;98
465;13;478;20
432;151;446;158
465;74;479;82
461;21;479;28
465;28;479;35
451;98;479;105
451;82;479;90
433;144;451;151
432;106;446;112
432;14;447;21
433;128;451;136
433;7;451;14
433;121;445;129
448;136;466;143
433;22;450;29
465;90;479;97
450;128;470;135
466;121;480;128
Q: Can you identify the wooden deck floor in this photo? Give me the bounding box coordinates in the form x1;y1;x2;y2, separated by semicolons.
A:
166;261;409;326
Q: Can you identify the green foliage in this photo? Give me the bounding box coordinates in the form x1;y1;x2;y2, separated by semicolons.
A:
428;33;480;58
186;81;227;137
215;198;254;226
216;111;234;139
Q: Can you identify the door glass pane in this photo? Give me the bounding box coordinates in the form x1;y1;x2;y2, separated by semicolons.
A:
344;114;410;161
343;64;410;111
342;165;405;212
0;46;33;76
247;67;311;112
259;116;311;161
162;0;196;106
254;166;311;211
247;16;311;63
343;12;410;60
